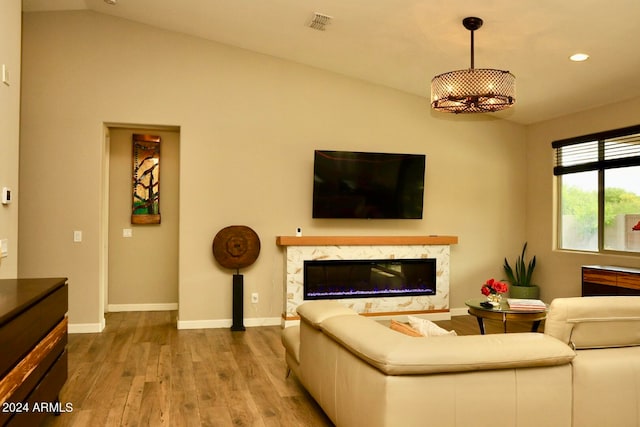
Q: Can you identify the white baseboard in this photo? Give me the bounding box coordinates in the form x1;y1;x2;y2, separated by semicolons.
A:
282;310;454;328
282;306;470;328
70;307;470;333
69;319;105;334
387;312;452;321
177;316;281;330
177;319;230;329
108;303;178;312
450;306;470;317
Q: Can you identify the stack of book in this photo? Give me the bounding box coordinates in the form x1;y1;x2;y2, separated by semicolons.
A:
507;298;546;311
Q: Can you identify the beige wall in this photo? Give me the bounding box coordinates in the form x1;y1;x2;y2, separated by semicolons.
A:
0;0;21;278
108;127;179;307
526;97;640;301
19;10;528;328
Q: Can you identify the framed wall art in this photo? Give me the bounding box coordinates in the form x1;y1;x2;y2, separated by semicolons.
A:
131;134;161;224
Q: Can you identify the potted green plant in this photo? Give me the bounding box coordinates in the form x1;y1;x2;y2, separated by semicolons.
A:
503;242;540;299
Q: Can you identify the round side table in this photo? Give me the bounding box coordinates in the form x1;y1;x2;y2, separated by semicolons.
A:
465;297;547;334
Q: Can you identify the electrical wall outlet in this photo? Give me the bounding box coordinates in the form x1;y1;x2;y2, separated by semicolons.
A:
251;292;259;304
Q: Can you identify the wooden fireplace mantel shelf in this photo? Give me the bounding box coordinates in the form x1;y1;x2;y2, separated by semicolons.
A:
276;235;458;246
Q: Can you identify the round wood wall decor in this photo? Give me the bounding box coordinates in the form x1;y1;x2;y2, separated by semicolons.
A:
212;225;261;270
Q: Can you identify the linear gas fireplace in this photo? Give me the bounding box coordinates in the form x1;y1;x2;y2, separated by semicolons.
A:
304;258;436;300
276;235;458;324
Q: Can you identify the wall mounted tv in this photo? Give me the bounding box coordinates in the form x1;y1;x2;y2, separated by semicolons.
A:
313;150;426;219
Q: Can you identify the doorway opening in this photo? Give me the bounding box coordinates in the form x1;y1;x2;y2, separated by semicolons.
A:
100;124;180;326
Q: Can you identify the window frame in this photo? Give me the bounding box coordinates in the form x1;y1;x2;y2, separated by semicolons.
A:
553;124;640;255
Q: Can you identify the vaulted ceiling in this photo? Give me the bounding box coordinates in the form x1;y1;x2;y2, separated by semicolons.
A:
23;0;640;124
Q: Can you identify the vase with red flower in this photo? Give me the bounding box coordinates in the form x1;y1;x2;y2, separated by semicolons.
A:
481;278;508;307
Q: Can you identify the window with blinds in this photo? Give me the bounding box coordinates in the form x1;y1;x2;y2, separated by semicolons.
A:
552;125;640;254
553;125;640;175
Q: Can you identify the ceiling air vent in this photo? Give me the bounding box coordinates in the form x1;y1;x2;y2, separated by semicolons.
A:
308;12;333;31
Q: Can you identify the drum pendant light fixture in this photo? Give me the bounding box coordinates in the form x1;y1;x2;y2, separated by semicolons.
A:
431;17;515;114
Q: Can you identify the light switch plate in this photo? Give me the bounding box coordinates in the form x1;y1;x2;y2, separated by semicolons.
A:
73;230;82;242
0;239;8;257
2;64;9;86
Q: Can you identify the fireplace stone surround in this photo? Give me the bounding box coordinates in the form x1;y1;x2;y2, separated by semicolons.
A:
276;236;458;326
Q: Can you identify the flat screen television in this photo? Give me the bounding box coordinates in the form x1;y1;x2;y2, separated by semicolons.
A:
312;150;425;219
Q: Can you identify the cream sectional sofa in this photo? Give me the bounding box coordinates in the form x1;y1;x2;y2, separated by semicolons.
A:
282;297;640;427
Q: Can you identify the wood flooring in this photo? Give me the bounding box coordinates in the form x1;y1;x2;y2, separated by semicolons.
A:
41;311;543;427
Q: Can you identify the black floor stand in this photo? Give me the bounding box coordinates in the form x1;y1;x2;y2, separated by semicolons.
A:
231;273;246;331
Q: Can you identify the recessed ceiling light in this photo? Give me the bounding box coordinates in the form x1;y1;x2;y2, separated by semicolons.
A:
570;53;590;62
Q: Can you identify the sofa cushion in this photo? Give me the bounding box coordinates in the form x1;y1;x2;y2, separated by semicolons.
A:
571;346;640;427
390;320;422;337
321;314;575;375
281;324;301;365
297;300;358;329
545;296;640;349
407;315;457;336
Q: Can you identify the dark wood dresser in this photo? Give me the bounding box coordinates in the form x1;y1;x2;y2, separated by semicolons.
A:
582;265;640;296
0;278;68;427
